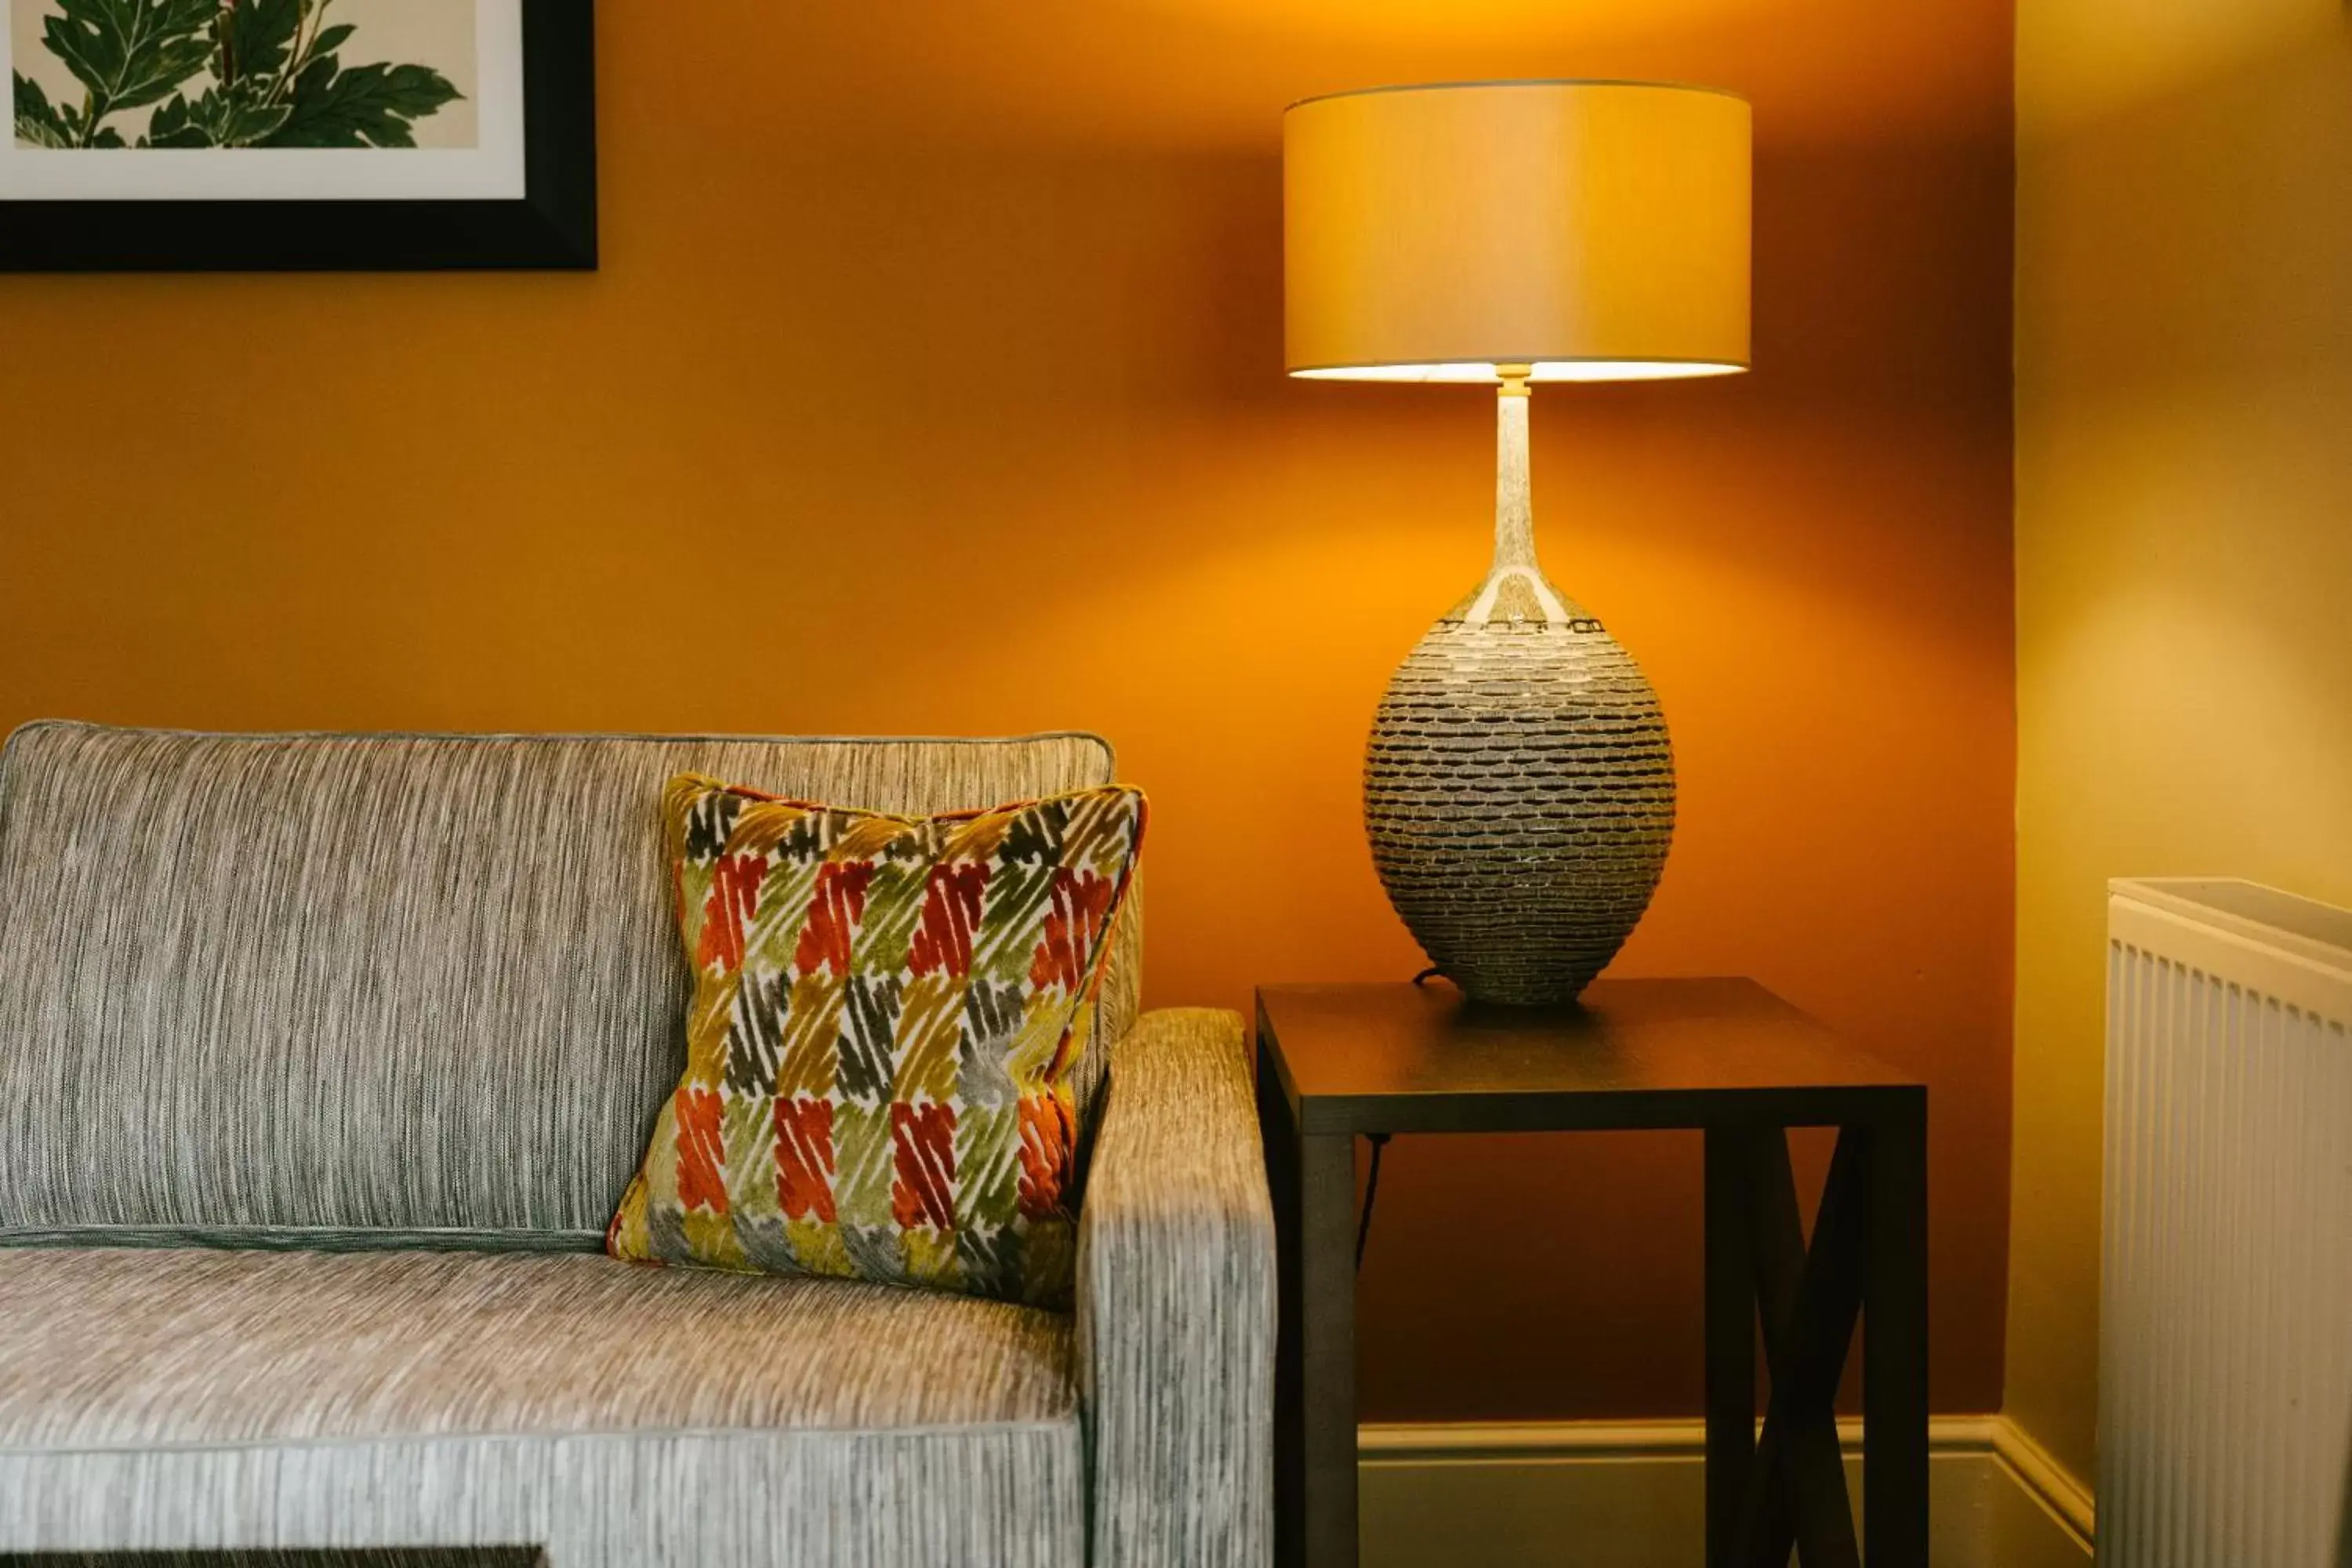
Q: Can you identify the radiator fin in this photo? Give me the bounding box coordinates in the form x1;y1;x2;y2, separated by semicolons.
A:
2101;878;2352;1567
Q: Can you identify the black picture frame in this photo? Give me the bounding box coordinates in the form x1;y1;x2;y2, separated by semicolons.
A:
0;0;596;272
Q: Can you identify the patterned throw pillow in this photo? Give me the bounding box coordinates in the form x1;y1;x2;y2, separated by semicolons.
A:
608;775;1146;1308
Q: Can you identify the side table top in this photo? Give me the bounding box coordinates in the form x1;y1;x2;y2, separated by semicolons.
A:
1256;978;1922;1135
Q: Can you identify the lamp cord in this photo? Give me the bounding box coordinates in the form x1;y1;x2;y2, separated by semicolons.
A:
1359;969;1441;1271
1355;1133;1390;1272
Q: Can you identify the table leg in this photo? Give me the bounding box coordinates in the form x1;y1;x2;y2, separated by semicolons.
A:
1864;1097;1929;1568
1704;1128;1758;1568
1747;1131;1864;1568
1298;1131;1359;1567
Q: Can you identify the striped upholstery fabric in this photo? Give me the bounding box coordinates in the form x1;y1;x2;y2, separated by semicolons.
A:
0;725;1272;1568
0;1555;548;1566
1078;1010;1276;1566
0;724;1134;1246
0;1250;1083;1566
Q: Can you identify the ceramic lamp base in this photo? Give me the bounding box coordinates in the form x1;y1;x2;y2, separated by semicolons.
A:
1361;376;1676;1006
1365;602;1675;1005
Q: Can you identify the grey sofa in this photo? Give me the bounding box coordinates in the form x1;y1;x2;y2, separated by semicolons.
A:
0;723;1274;1567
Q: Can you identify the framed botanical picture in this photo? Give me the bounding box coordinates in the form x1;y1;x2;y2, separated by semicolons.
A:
1;0;593;270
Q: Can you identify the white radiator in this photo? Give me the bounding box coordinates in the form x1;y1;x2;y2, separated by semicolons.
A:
2102;878;2352;1567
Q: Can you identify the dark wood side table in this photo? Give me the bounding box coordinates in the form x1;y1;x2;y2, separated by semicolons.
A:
1255;978;1928;1568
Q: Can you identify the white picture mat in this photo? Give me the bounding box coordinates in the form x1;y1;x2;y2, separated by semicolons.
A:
0;0;525;201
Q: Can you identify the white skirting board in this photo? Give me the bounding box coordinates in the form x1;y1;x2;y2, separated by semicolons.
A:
1358;1416;2092;1567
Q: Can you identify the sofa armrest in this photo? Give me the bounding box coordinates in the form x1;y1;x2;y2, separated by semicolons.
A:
1077;1007;1276;1567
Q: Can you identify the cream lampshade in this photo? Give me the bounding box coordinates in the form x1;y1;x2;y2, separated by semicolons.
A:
1286;80;1751;382
1284;81;1752;1004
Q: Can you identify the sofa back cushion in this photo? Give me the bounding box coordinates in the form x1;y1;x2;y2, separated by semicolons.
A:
0;722;1133;1246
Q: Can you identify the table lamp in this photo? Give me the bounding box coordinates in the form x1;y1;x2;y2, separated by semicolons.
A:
1285;80;1752;1005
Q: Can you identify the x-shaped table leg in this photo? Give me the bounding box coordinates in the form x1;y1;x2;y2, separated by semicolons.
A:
1710;1127;1872;1568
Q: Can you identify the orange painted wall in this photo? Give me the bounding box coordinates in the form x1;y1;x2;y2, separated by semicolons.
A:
0;2;2014;1419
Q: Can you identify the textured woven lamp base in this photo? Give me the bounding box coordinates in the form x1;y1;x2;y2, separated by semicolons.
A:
1363;381;1675;1006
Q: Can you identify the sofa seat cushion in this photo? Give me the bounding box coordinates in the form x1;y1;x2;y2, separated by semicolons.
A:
0;1250;1083;1568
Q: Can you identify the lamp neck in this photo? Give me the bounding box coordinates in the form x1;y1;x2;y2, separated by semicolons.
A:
1494;371;1537;575
1461;370;1573;626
